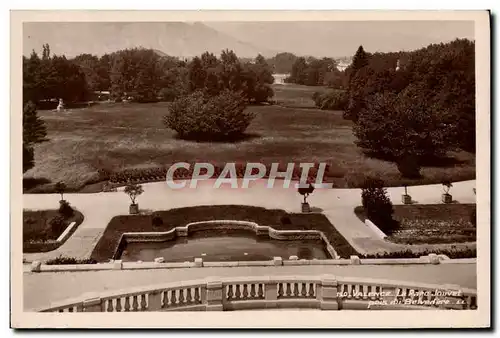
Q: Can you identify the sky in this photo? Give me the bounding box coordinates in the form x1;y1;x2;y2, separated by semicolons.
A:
23;21;475;58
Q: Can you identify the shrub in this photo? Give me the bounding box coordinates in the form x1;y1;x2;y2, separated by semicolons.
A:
55;181;66;201
164;90;254;141
470;208;477;227
361;177;396;234
49;215;66;235
152;215;163;227
280;215;292;225
313;90;348;111
58;200;74;218
124;182;144;205
298;182;315;204
45;255;97;265
396;154;422;179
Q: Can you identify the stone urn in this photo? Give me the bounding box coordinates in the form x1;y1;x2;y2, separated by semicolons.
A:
301;202;311;213
402;194;412;204
129;203;139;214
442;193;452;204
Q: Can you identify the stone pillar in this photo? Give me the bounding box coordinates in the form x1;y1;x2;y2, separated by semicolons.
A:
194;257;203;267
265;282;278;308
273;257;283;266
31;261;41;272
350;255;361;265
83;296;103;312
206;281;223;311
319;276;339;310
112;260;123;270
147;290;163;311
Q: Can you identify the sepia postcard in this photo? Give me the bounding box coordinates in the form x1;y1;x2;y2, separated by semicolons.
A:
11;10;490;328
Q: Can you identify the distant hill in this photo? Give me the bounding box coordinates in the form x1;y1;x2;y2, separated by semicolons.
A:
23;22;279;59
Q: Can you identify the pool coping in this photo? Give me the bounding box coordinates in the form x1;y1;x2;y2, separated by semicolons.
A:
111;220;340;261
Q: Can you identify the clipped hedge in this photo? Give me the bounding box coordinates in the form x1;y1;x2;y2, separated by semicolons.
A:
45;255;97;265
362;247;476;259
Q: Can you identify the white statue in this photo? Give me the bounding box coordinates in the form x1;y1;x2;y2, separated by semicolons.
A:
56;98;64;112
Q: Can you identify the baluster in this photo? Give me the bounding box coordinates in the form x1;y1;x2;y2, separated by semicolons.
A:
293;283;299;297
301;283;307;297
347;284;353;299
277;283;284;298
286;283;292;297
227;285;234;300
418;289;424;305
250;284;256;298
258;284;264;298
179;289;185;304
116;298;122;312
362;285;369;300
170;290;177;306
124;297;131;312
242;284;249;299
132;295;139;311
76;304;84;312
309;283;316;298
186;288;192;303
194;287;200;303
141;294;147;310
235;285;241;299
107;299;114;312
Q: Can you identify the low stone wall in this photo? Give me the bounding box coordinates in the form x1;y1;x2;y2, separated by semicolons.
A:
30;253;474;273
365;219;387;239
115;220;339;259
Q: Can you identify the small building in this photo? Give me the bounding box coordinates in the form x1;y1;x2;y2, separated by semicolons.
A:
272;73;290;85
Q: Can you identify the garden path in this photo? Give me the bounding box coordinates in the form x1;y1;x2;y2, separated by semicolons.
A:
22;179;477;261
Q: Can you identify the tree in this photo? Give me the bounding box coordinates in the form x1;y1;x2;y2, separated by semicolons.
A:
55;182;67;201
298;182;315;204
164;90;254;141
350;45;369;79
361;177;396;234
353;85;457;161
22;101;47;173
124;182;144;205
289;57;308;85
188;56;207;92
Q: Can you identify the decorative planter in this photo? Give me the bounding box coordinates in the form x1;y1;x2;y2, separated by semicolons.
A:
442;193;452;204
301;202;311;213
129;203;139;214
401;194;412;205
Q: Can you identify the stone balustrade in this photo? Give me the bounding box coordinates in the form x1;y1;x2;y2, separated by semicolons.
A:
37;275;477;312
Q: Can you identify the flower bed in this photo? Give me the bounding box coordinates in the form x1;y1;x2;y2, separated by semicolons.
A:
108;162;335;185
90;205;358;262
23;210;84;253
355;204;476;245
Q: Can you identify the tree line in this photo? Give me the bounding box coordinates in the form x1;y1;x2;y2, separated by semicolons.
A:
23;46;275;105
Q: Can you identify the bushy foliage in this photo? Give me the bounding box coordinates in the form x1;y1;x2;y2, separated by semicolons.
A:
124;182;144;204
152;215;164;227
45;255;97;265
298;182;315;204
470;208;476;227
353;87;457;160
288;56;338;86
58;200;74;218
22;101;47;173
312;90;348;110
362;247;476;259
164;90;254;141
49;215;66;234
396;154;422;179
361;177;396;234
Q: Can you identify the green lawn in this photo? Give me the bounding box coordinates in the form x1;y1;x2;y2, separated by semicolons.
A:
24;84;475;192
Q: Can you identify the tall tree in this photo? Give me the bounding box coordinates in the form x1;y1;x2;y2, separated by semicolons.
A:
23;101;47;173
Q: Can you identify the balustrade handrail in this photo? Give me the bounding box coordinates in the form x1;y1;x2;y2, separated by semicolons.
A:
37;274;477;312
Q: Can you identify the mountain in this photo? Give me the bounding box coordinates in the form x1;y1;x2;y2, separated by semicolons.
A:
23;22;279;59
